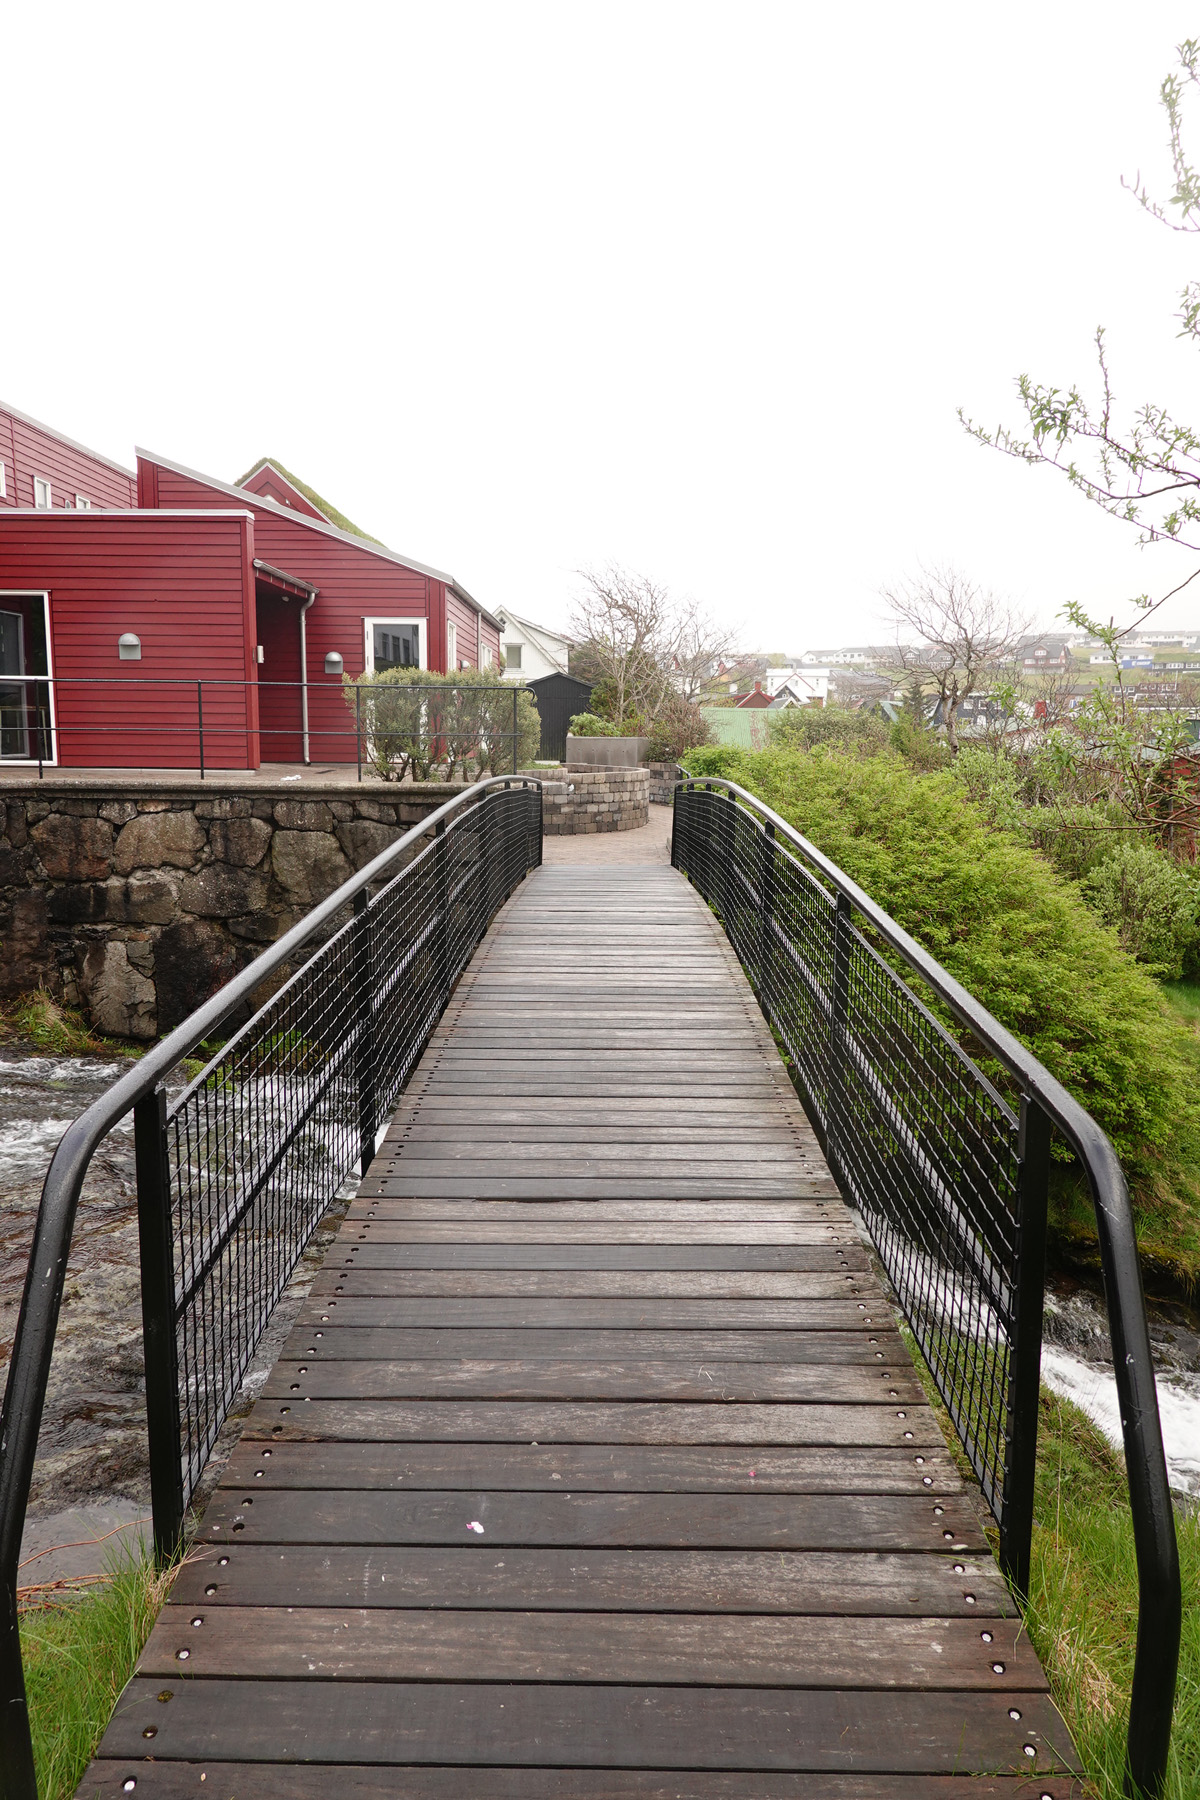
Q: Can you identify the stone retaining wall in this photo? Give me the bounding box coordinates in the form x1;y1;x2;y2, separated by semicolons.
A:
647;761;686;805
0;781;470;1038
538;765;649;835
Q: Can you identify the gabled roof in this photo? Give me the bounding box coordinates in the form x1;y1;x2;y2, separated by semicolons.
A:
1;398;136;478
136;447;500;628
236;456;383;544
495;606;579;675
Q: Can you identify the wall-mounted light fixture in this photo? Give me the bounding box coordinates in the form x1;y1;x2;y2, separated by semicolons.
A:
324;651;344;675
118;633;142;661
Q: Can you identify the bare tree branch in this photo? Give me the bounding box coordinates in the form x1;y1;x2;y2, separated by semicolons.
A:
881;564;1029;755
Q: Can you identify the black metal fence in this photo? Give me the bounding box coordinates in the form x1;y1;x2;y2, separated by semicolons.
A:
672;776;1181;1798
0;674;530;779
0;775;542;1800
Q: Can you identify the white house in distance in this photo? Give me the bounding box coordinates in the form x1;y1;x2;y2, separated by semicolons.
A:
496;607;578;681
767;667;829;704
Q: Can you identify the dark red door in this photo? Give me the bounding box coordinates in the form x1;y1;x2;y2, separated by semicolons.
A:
256;590;304;763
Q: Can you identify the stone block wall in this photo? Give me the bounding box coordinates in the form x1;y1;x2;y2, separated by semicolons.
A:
647;761;686;805
0;781;470;1039
539;765;649;835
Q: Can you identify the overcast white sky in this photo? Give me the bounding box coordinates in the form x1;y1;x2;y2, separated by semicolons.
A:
5;2;1200;651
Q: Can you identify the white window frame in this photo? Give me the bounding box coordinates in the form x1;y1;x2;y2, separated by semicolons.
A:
505;642;522;670
0;590;56;766
363;616;427;674
446;621;457;671
75;493;92;510
33;476;51;509
481;643;493;668
0;462;6;498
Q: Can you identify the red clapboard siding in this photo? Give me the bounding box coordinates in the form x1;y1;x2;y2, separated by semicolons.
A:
446;585;480;668
0;510;257;768
146;460;438;764
0;404;137;513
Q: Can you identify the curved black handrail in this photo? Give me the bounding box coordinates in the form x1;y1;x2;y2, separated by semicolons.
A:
674;777;1181;1798
0;774;542;1799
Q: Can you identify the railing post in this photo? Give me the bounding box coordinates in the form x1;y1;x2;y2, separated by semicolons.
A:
826;892;853;1182
0;1575;35;1800
670;782;681;868
512;685;519;776
1000;1095;1052;1601
134;1088;185;1564
197;681;205;780
353;889;378;1175
356;683;363;784
534;781;543;871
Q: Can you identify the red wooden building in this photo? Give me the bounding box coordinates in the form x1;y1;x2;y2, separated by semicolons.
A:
0;401;137;515
0;404;501;770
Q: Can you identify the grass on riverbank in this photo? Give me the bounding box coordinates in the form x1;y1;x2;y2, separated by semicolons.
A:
20;1550;173;1799
0;989;139;1060
1024;1389;1199;1799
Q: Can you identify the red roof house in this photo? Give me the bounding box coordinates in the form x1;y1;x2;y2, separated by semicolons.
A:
0;405;502;771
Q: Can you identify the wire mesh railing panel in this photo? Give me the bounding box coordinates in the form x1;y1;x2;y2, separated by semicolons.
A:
673;780;1022;1525
159;782;540;1514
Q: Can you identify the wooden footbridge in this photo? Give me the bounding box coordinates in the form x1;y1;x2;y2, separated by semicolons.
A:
80;859;1079;1795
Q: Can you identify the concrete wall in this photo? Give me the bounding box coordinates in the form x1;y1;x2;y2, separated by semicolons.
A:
563;734;650;768
0;779;471;1038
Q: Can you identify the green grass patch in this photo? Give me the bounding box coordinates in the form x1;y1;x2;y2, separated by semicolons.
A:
19;1548;175;1799
1024;1389;1199;1799
0;989;140;1060
1160;978;1200;1031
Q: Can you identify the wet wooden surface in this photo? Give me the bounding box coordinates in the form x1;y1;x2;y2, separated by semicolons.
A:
83;864;1078;1795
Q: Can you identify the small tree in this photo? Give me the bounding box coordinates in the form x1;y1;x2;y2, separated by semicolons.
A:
570;564;735;725
881;564;1028;755
344;668;539;781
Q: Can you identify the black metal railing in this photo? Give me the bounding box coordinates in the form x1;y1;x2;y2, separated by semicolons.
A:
0;775;542;1800
672;777;1181;1799
0;674;530;779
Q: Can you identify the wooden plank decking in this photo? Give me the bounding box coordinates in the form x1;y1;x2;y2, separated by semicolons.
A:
83;863;1078;1796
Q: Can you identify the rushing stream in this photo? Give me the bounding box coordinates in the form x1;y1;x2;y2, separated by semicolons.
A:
0;1042;347;1579
2;1041;1198;1577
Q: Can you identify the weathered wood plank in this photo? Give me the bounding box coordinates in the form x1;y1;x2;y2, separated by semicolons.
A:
98;1680;1071;1772
134;1608;1044;1688
246;1399;944;1448
283;1328;907;1364
219;1442;965;1494
262;1357;921;1403
171;1544;1018;1617
299;1299;893;1327
197;1488;984;1551
79;1764;1084;1798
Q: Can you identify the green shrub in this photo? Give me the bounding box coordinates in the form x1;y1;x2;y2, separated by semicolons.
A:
568;712;622;737
767;704;890;756
344;669;539;780
680;743;1200;1264
1082;842;1200;979
646;694;713;763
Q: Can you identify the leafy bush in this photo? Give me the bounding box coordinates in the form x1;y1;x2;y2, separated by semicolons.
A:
646;693;713;762
1082;842;1200;979
767;704;890;756
679;742;1200;1258
568;712;622;737
344;669;540;781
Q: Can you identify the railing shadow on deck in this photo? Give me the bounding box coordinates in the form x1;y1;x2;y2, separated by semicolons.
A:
0;775;543;1800
672;776;1182;1800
